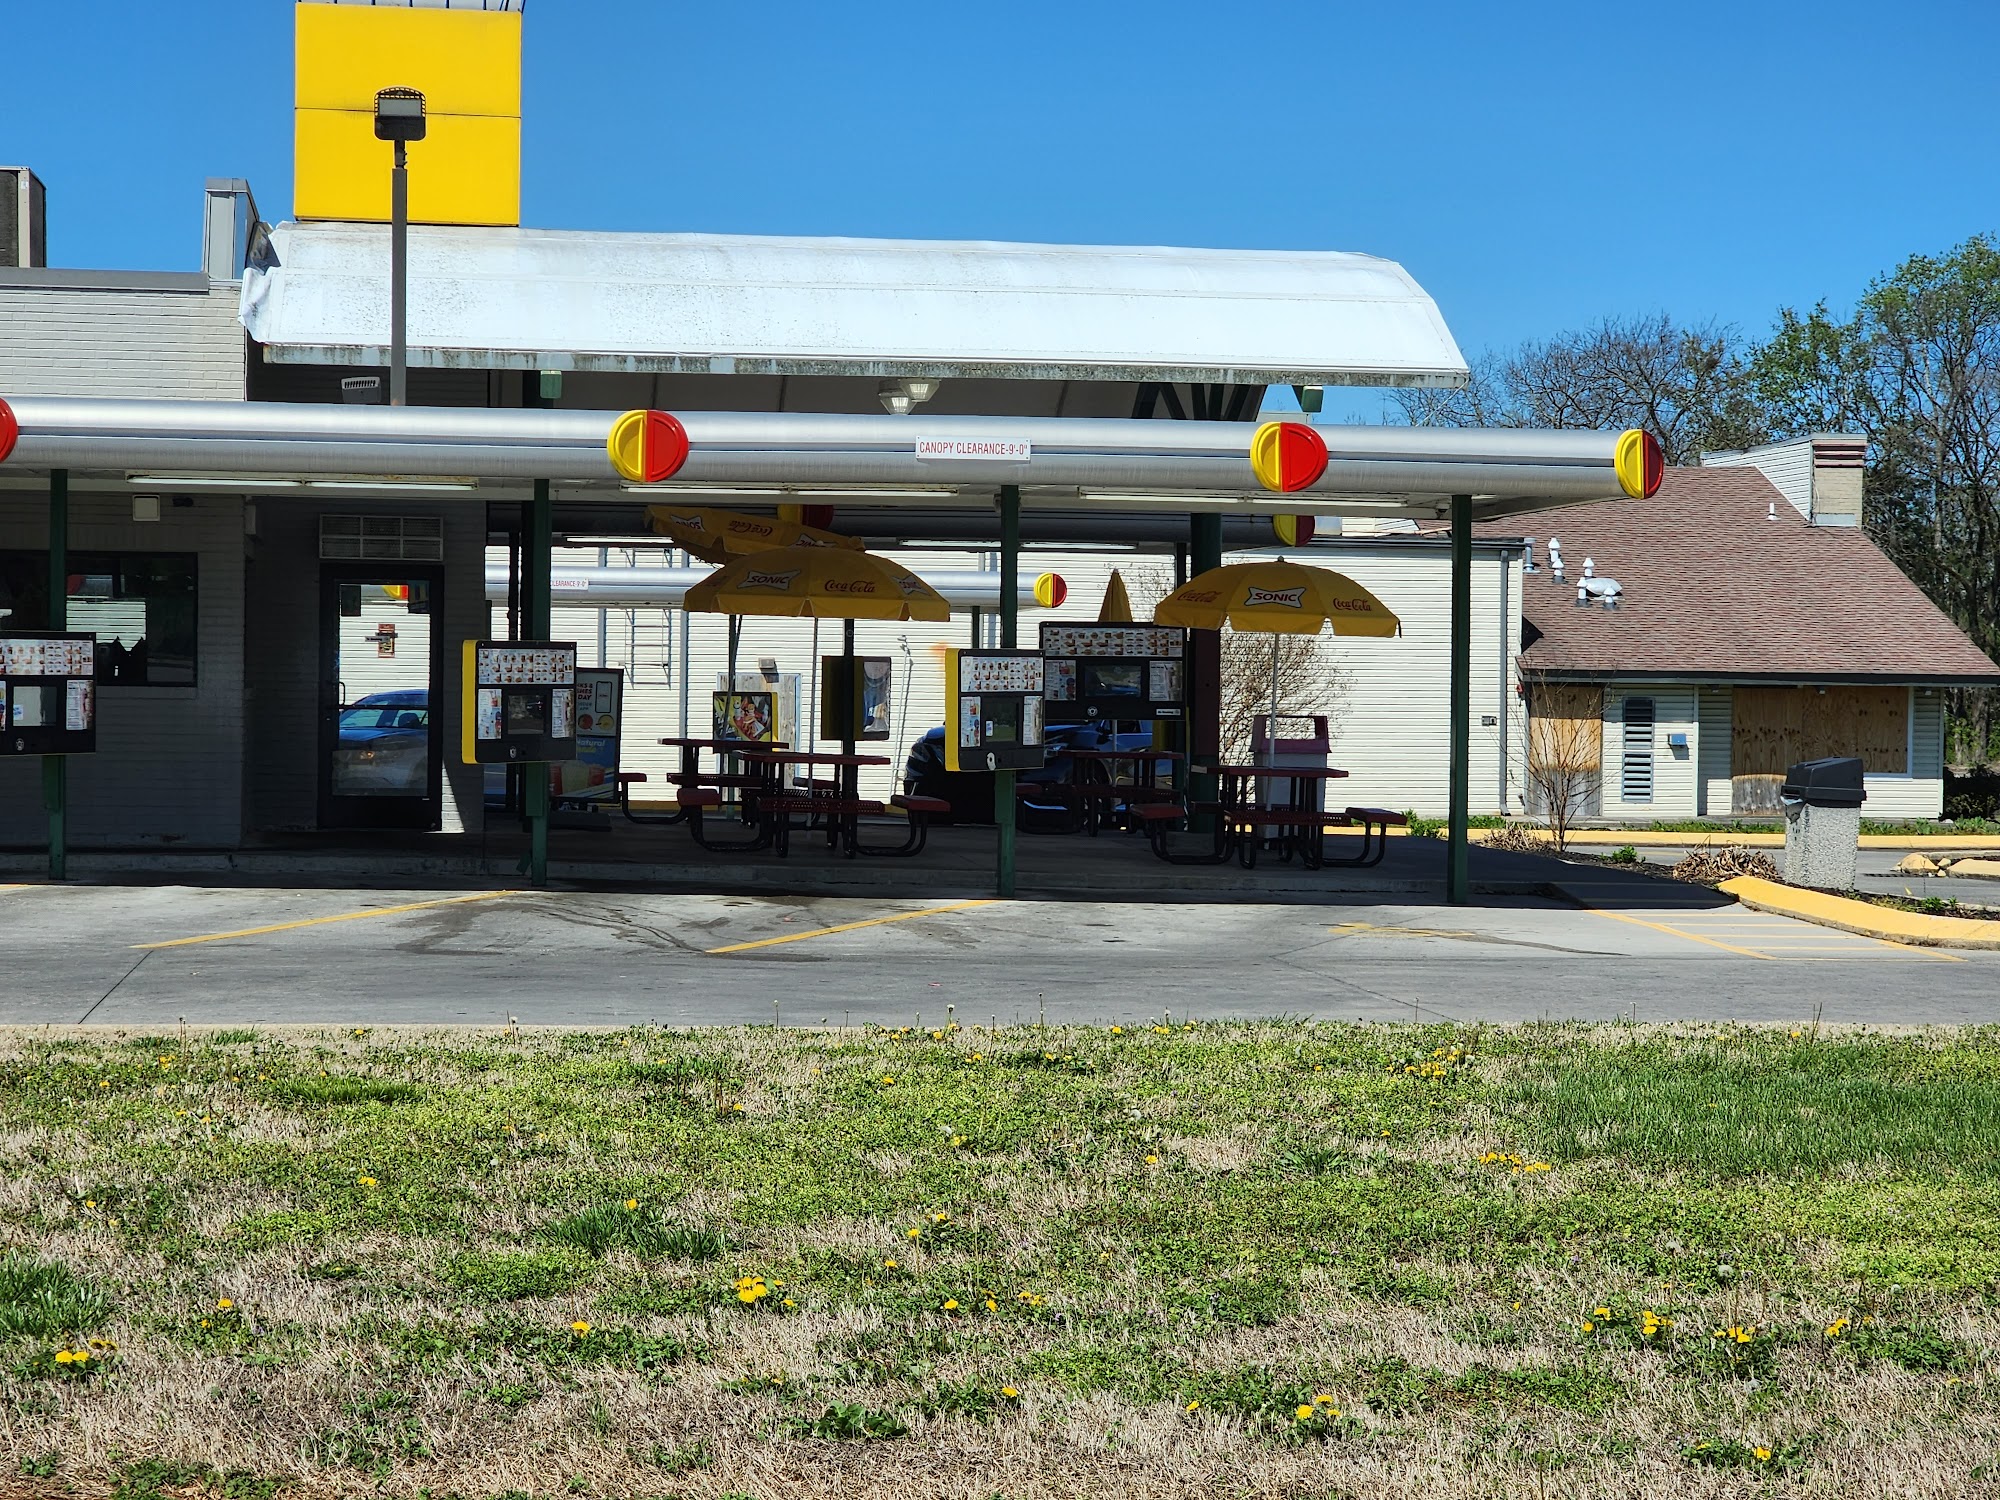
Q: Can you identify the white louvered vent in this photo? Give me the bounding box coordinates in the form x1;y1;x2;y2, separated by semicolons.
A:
320;515;445;562
1621;697;1656;802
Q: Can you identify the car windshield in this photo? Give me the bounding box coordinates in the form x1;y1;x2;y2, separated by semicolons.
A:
341;706;428;730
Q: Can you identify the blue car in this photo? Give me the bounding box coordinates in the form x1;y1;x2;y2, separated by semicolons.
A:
902;721;1172;824
333;690;430;795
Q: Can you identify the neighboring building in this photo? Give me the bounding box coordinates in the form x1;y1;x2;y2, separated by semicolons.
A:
1485;440;2000;821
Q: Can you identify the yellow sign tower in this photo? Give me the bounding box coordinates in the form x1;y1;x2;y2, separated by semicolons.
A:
293;1;523;225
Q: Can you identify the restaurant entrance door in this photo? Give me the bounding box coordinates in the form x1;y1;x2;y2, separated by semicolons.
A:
317;564;446;830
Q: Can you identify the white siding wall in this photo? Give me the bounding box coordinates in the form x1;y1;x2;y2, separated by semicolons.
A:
1703;441;1814;520
517;543;1519;817
1599;686;1700;821
1698;687;1733;816
0;491;247;847
0;281;246;399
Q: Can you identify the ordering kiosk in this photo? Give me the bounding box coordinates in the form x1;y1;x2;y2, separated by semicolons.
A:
1039;623;1187;723
462;640;578;765
0;632;97;757
943;649;1046;774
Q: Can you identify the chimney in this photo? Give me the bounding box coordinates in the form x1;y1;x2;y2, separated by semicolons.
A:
1807;436;1867;527
203;178;262;282
0;168;47;268
1700;433;1867;527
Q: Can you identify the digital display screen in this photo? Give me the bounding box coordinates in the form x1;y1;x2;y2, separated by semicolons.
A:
984;697;1021;744
1082;662;1143;698
505;691;547;737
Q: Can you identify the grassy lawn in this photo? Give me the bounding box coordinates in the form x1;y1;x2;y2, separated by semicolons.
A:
2;1022;1996;1499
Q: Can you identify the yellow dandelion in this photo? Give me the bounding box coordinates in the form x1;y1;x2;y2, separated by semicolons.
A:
943;1299;960;1311
1002;1386;1019;1398
1295;1404;1315;1421
1754;1447;1772;1463
985;1299;998;1312
623;1199;639;1211
1110;1026;1123;1034
571;1320;591;1334
217;1298;234;1311
1582;1320;1595;1333
907;1227;922;1240
54;1350;74;1365
1185;1400;1200;1411
882;1259;899;1270
783;1298;795;1308
1145;1154;1160;1165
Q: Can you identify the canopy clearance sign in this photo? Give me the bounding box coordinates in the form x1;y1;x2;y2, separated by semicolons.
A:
914;438;1032;462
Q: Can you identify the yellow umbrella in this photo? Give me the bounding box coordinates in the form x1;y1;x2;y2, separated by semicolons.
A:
685;544;950;622
1155;558;1400;763
1097;569;1135;623
646;504;863;565
1153;558;1399;636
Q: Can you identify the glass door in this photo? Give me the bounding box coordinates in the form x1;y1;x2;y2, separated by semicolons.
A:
317;565;445;830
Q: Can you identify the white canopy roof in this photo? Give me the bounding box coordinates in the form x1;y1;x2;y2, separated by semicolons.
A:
240;223;1469;389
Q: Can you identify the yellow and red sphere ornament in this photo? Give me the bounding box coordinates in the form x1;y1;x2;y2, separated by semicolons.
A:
1271;515;1315;547
0;397;17;465
1033;572;1067;608
608;409;690;485
1249;420;1329;494
1614;429;1664;498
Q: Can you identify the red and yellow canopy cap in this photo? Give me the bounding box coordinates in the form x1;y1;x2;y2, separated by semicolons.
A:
1615;428;1664;498
0;397;17;465
1271;514;1316;547
608;409;691;484
1249;420;1329;494
1033;572;1067;608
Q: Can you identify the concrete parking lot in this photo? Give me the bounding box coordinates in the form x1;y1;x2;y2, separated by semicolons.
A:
2;878;1989;1028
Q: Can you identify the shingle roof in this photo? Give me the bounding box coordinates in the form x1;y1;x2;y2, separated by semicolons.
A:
1478;467;2000;682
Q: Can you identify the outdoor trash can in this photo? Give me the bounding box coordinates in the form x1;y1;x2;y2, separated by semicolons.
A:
1780;755;1865;890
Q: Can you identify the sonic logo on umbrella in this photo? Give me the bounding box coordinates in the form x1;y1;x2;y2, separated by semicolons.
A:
739;569;801;592
1243;586;1307;610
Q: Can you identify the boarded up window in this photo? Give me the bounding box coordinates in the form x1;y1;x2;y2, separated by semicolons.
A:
1730;687;1908;776
1527;684;1604;771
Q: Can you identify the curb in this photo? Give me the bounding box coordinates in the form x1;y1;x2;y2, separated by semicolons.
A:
1718;876;2000;950
1472;829;2000;852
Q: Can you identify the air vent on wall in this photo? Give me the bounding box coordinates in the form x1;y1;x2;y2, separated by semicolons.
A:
1621;697;1656;802
319;514;444;562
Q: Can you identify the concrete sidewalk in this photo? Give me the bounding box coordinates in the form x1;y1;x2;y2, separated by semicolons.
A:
1;819;1726;909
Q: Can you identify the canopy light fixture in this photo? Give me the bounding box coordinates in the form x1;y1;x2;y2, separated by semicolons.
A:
877;377;941;415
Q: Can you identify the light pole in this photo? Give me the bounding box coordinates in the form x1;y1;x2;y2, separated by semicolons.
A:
373;88;426;408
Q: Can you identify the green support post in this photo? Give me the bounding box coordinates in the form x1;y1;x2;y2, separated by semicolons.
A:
995;484;1020;898
44;469;68;882
523;477;553;888
1447;493;1472;905
1187;513;1223;828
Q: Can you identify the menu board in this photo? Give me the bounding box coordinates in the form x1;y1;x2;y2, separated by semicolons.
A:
959;653;1043;693
460;639;578;766
0;632;97;757
1040;625;1183;659
1039;622;1187;722
943;649;1047;775
475;645;577;687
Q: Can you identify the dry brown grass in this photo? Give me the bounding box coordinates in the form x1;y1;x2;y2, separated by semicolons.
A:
0;1023;1994;1499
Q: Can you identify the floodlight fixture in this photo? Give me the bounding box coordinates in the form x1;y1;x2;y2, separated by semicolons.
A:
373;88;428;143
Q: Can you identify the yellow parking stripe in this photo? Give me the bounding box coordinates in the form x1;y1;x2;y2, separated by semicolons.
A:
707;900;995;955
1583;907;1775;959
135;891;519;949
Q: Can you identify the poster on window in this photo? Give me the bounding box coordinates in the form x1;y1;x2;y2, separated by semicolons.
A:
958;695;982;748
476;687;503;740
550;688;574;740
66;680;92;732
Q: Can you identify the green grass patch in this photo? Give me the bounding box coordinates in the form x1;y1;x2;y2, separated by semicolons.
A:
0;1254;115;1341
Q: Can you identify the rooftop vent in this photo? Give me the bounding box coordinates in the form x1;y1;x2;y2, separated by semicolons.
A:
0;168;47;269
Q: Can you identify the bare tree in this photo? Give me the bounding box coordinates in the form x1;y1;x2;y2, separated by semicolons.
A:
1514;671;1603;852
1395;315;1768;463
1218;628;1346;764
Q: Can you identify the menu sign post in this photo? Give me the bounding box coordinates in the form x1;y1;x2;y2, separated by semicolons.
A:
0;633;97;757
819;655;893;743
943;649;1046;774
460;640;578;765
1039;623;1187;722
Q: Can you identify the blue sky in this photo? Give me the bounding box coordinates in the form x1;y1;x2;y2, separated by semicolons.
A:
9;0;1998;385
